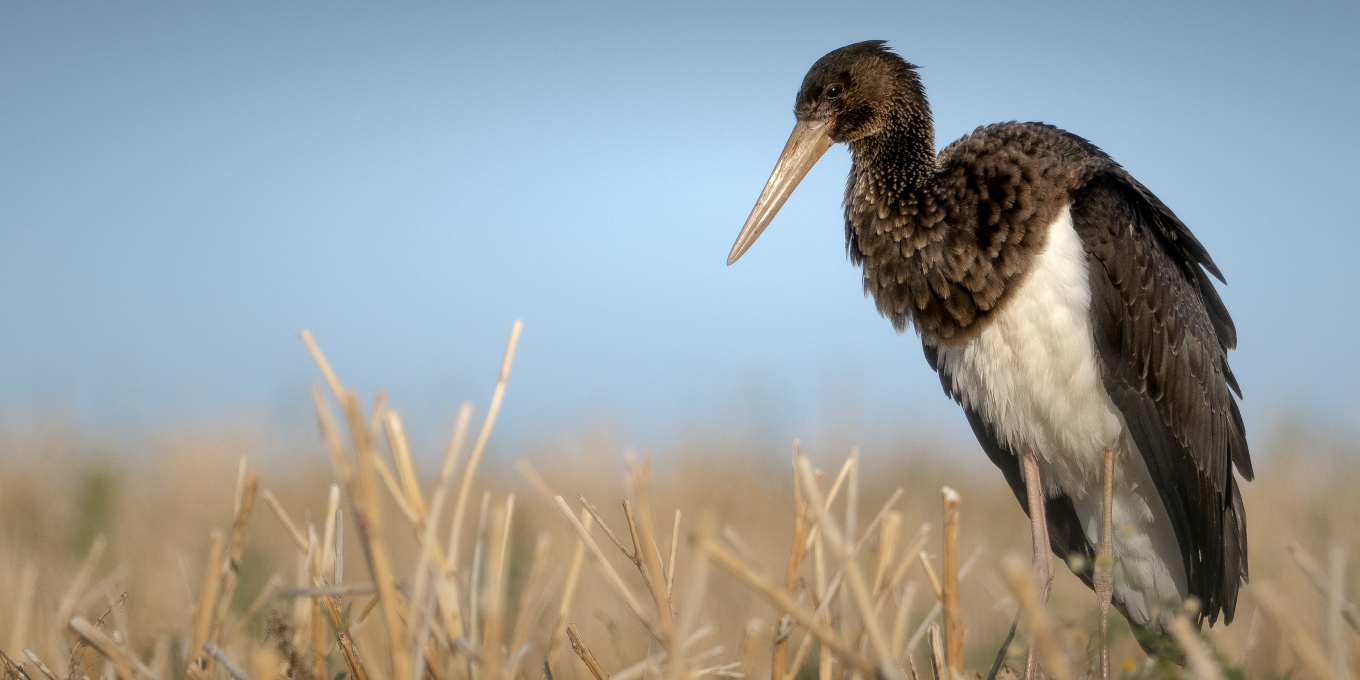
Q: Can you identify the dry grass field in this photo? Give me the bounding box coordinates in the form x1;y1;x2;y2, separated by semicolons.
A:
1;325;1357;680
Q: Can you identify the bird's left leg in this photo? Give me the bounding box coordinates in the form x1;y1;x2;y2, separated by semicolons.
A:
1095;448;1116;680
1021;446;1053;680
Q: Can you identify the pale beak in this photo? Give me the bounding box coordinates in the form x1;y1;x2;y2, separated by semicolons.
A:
726;119;834;265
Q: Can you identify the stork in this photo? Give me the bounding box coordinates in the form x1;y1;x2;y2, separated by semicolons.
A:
726;41;1251;676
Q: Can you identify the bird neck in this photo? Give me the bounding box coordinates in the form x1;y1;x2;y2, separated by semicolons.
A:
842;98;967;341
849;107;938;192
844;102;943;267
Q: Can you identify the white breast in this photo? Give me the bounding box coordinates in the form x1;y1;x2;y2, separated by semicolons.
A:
934;207;1188;628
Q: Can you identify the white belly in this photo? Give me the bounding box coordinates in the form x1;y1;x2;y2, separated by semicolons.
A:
934;207;1187;628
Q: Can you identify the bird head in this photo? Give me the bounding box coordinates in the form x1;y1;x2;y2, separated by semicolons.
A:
727;41;922;265
795;40;911;143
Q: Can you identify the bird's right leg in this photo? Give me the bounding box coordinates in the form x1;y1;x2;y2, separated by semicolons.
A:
1022;446;1053;680
1095;448;1116;680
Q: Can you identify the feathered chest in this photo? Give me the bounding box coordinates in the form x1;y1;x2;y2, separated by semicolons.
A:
844;123;1097;346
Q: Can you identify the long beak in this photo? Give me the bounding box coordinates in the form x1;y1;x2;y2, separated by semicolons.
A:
726;119;834;265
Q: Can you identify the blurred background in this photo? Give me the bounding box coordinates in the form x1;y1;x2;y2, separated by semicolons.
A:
2;0;1358;459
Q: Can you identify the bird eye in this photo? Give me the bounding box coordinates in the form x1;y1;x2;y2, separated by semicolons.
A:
826;84;843;99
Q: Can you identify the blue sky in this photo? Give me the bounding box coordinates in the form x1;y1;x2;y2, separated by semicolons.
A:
2;1;1357;456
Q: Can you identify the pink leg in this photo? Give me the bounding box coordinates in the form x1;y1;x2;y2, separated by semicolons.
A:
1022;447;1053;680
1095;448;1116;680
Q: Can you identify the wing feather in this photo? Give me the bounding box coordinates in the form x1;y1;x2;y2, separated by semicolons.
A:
1071;172;1251;625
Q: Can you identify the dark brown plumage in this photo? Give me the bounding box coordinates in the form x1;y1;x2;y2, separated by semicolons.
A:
728;40;1252;634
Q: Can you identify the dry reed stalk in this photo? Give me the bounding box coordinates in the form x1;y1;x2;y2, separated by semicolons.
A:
844;491;911;679
308;523;327;680
904;547;982;657
926;622;945;680
918;554;942;602
624;456;676;637
1166;614;1223;680
882;526;931;655
801;456;855;555
552;495;660;642
883;526;930;600
940;488;962;675
369;391;388;441
322;484;341;577
189;530;227;670
890;582;919;666
56;535;107;625
805;464;832;680
68;617;157;680
772;444;813;680
224;574;285;645
548;509;595;673
852;490;905;559
1254;582;1338;680
338;386;413;680
383;411;429;521
846;447;860;549
873;512;903;595
480;498;515;679
300;330;344;401
24;650;60;680
0;648;30;680
311;385;354;488
263;489;311;553
505;645;532;680
736;618;766;680
447;321;522;568
72;564;131;621
409;404;474;662
105;591;131;662
667;509;681;596
282;583;400;597
565;625;609;680
669;513;716;680
1287;542;1360;635
832;495;908;669
211;465;261;647
335;509;345;586
468;491;493;663
999;555;1069;680
317;584;372;680
577;496;636;561
373;454;423;527
610;627;714;680
777;609;805;677
782;572;847;680
290;540;315;653
793;456;904;680
201;643;249;680
508;534;556;676
702;536;877;678
9;560;38;654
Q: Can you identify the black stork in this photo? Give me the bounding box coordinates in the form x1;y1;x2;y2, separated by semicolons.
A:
726;41;1251;674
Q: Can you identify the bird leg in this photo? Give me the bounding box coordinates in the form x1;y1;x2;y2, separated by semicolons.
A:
1095;448;1116;680
1021;446;1053;680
